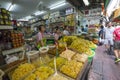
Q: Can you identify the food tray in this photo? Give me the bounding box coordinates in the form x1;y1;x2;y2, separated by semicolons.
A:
60;60;88;80
47;71;74;80
76;60;88;80
47;57;67;70
0;59;27;80
60;49;76;60
72;53;88;63
9;63;36;80
23;66;54;80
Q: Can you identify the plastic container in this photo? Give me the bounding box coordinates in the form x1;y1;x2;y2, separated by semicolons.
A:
26;51;40;63
88;50;95;63
39;47;49;54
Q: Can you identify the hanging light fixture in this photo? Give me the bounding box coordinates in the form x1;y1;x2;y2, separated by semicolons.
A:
8;4;15;11
83;0;90;6
49;1;67;10
34;11;45;16
8;0;15;11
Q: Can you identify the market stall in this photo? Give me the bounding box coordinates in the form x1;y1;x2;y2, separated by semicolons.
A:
0;0;104;80
0;35;97;80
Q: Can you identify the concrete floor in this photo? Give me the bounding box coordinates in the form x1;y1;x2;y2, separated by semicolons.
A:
88;46;120;80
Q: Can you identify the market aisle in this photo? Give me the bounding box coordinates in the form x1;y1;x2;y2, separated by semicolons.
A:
88;46;120;80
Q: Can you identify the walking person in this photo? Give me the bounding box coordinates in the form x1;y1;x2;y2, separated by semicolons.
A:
113;25;120;63
98;25;105;45
104;22;115;55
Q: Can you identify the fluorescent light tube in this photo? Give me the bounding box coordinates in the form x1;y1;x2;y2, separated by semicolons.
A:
49;1;67;10
34;11;45;16
7;3;12;10
83;0;89;6
18;19;28;21
50;3;66;10
9;4;15;11
25;16;33;20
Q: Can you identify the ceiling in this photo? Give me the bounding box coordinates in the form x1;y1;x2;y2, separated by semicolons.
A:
0;0;71;19
67;0;105;11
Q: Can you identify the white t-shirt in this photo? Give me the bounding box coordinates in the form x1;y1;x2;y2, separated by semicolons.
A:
63;30;70;36
104;27;115;39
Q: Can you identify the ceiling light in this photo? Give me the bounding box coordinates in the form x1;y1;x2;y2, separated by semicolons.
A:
18;16;32;21
83;0;90;6
49;1;67;10
7;3;12;10
34;11;45;16
50;3;66;10
17;19;28;21
8;4;15;11
22;16;33;21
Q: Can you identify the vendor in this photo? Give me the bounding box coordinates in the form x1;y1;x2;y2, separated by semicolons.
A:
63;26;70;36
36;25;46;49
54;27;62;43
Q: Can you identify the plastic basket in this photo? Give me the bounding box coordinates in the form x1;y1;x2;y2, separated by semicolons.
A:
0;69;4;80
88;50;95;63
91;48;96;52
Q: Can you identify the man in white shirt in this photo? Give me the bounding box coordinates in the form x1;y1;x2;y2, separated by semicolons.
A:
104;22;115;54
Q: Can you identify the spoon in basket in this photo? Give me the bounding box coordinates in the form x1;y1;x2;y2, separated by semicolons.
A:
54;57;58;76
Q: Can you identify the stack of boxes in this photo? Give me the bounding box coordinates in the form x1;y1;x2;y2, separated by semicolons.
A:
0;8;12;25
11;31;24;48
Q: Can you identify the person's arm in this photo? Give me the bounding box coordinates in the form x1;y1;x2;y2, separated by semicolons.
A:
113;31;116;40
54;34;59;40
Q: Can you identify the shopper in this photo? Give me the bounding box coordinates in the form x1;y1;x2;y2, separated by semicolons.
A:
54;27;62;43
113;25;120;63
63;26;70;36
98;25;105;45
36;25;46;49
104;22;114;54
81;25;84;32
84;25;88;32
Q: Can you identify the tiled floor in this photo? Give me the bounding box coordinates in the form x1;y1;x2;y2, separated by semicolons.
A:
88;46;120;80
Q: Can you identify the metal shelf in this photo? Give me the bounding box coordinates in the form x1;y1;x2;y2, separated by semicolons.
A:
0;25;13;30
2;46;24;55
